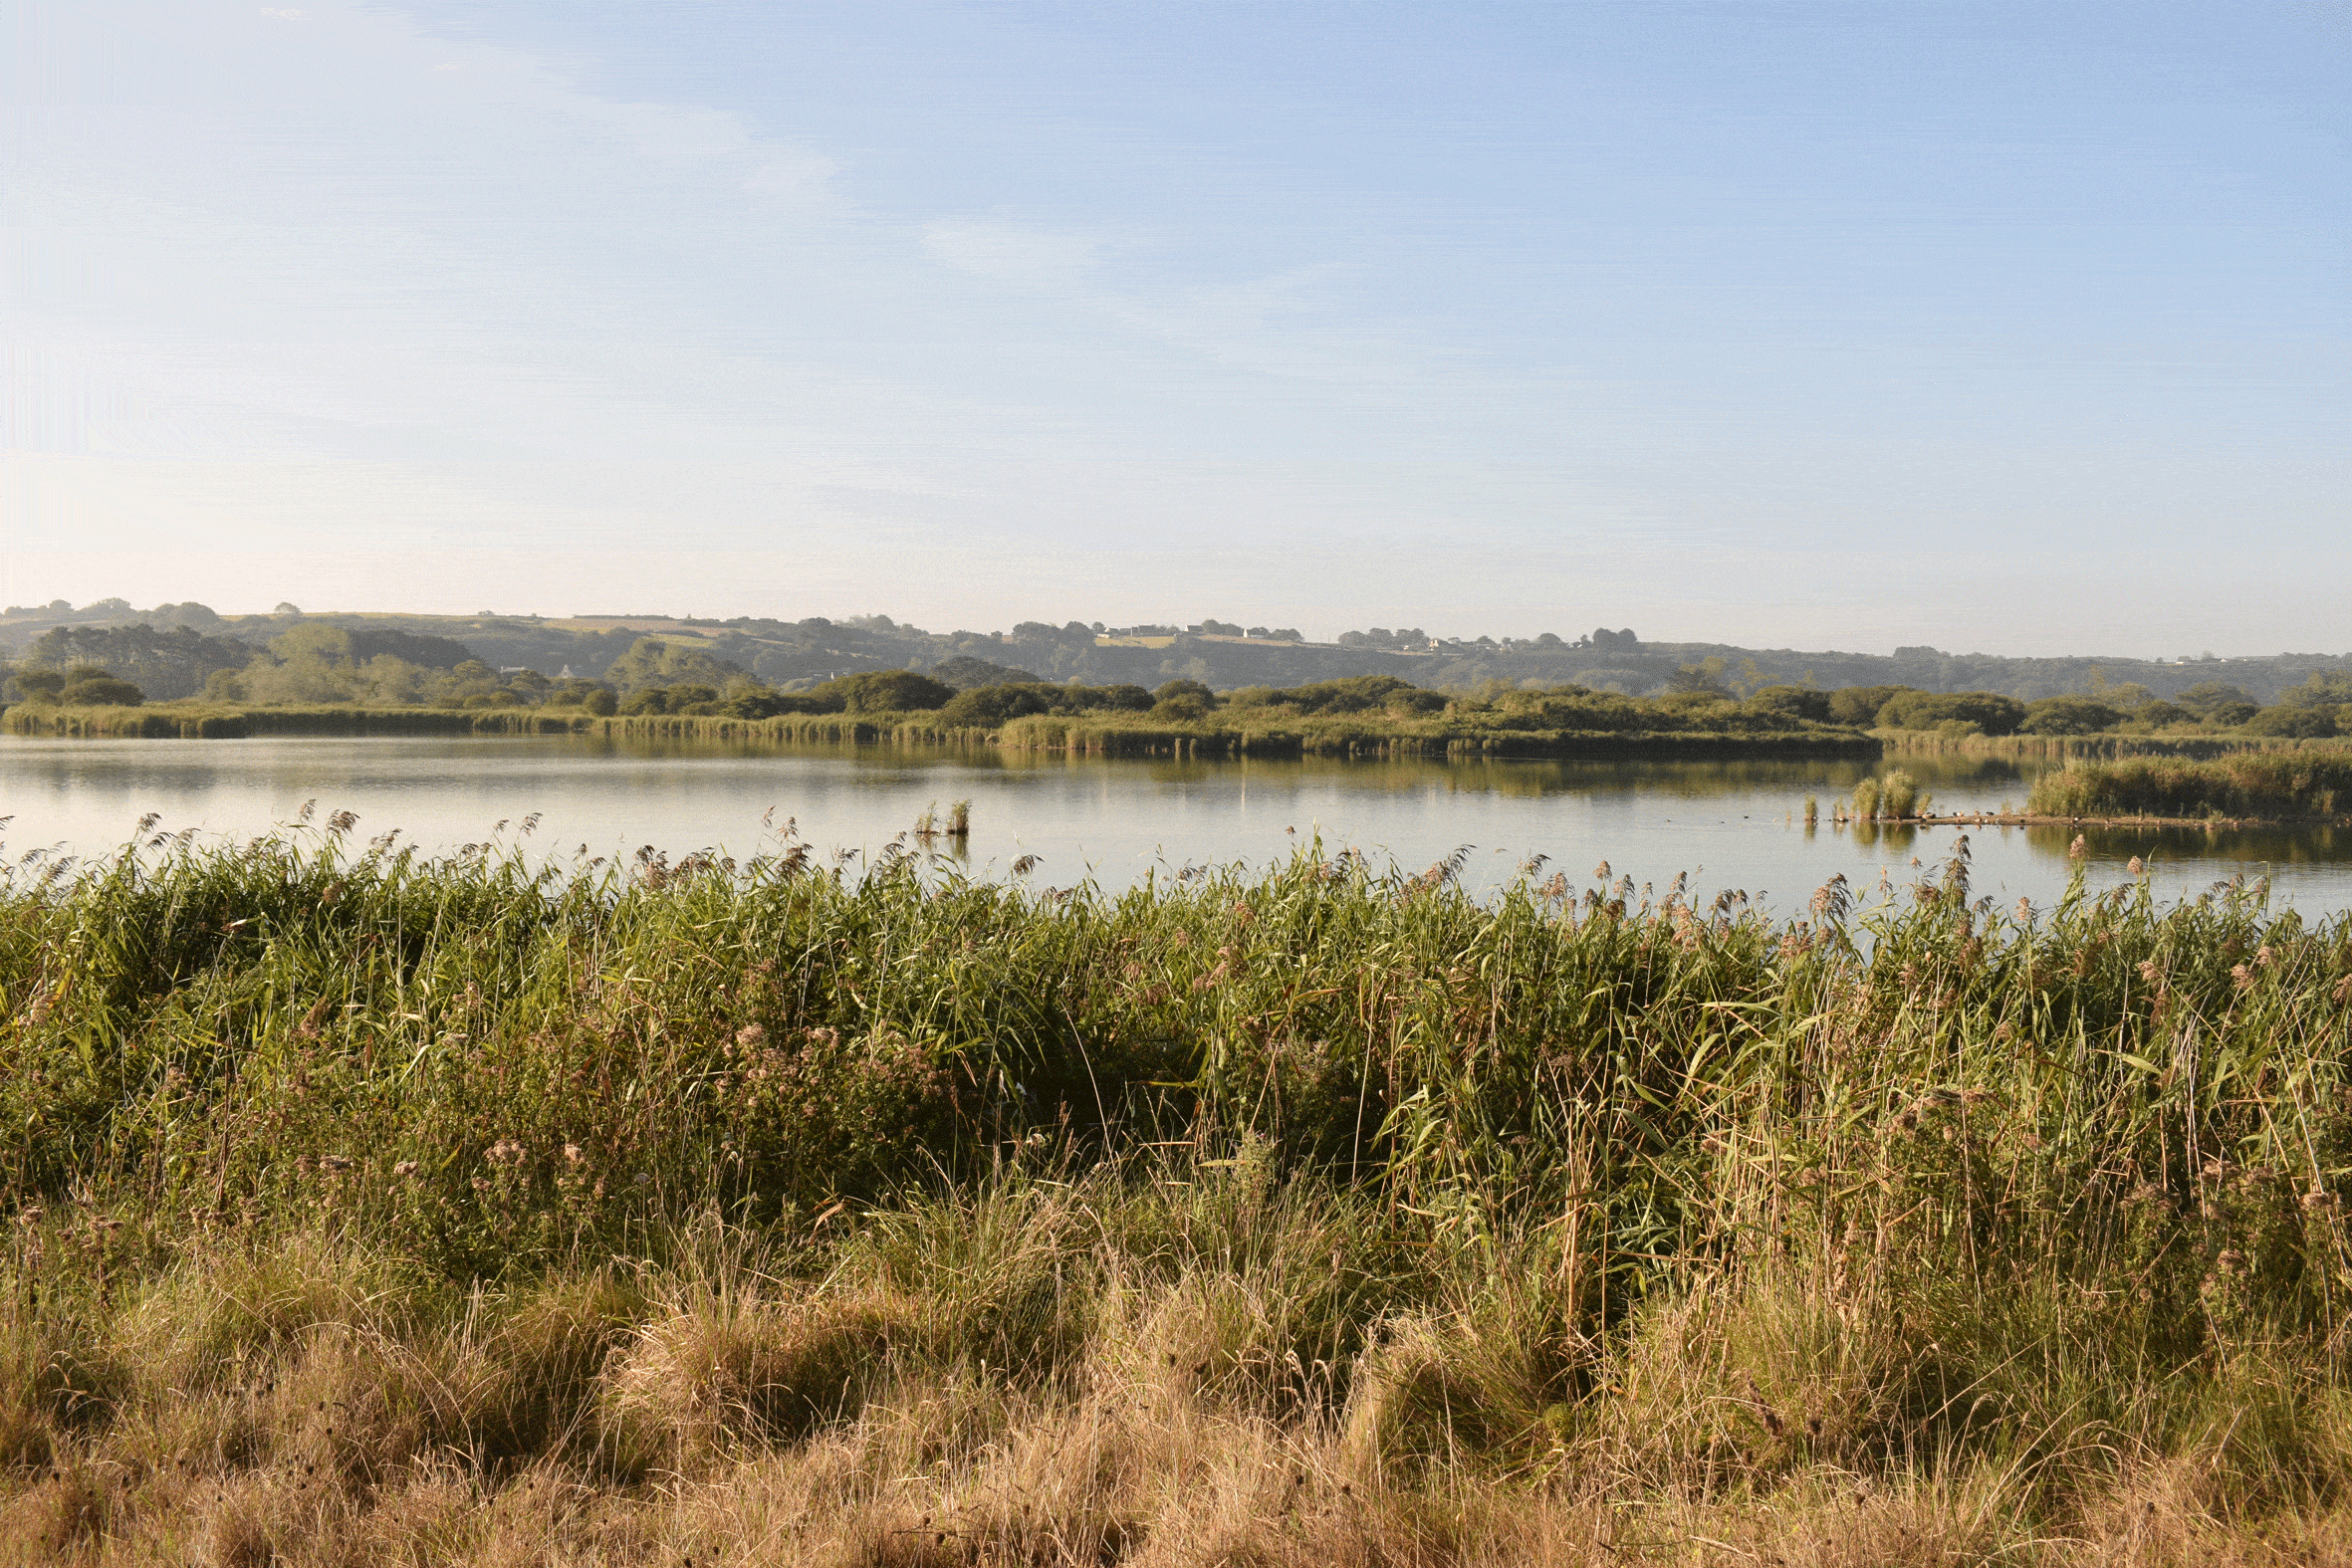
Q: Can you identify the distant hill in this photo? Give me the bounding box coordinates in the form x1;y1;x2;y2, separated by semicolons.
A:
1;600;2344;705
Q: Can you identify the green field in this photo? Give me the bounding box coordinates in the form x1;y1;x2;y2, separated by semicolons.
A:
5;830;2352;1561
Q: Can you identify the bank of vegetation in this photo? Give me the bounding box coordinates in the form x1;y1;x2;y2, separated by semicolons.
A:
11;595;2352;710
6;828;2352;1561
10;610;2352;773
2027;752;2352;823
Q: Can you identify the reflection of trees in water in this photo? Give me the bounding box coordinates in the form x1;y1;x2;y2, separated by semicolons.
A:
576;738;2047;802
2039;823;2347;867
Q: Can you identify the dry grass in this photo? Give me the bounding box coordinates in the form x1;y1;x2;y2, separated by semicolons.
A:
9;833;2352;1560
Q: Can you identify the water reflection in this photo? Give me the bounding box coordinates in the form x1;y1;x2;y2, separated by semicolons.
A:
2;734;2347;917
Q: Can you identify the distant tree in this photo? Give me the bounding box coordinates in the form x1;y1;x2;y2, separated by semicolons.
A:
1151;692;1211;721
932;655;1043;690
60;671;143;706
273;602;302;615
2176;681;2256;716
1747;685;1831;723
2246;705;2338;738
1665;659;1733;699
2019;697;2123;735
816;669;954;713
602;637;746;694
2134;700;2191;727
1153;679;1215;704
82;597;132;613
1875;691;2026;735
1826;685;1917;726
582;686;617;716
19;623;253;700
2279;671;2352;709
148;601;224;630
9;668;66;701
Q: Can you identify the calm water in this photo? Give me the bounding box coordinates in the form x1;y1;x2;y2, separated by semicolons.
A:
4;735;2351;918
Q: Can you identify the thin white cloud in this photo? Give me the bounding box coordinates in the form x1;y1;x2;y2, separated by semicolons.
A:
921;219;1116;283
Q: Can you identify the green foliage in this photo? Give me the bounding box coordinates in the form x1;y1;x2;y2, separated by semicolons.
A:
1664;658;1733;698
931;654;1043;690
812;669;956;713
1828;684;1915;725
2029;751;2352;817
2021;696;2125;735
9;833;2352;1542
1876;690;2026;735
2248;705;2340;739
17;622;252;700
2177;681;2257;715
601;637;746;696
57;673;143;706
8;667;67;702
1746;684;1830;722
937;681;1152;726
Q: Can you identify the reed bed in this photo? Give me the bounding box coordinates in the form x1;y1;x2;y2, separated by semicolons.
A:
5;826;2352;1562
2;705;589;739
1885;731;2338;763
2030;751;2352;820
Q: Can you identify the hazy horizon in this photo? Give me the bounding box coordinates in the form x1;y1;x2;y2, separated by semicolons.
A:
7;2;2346;658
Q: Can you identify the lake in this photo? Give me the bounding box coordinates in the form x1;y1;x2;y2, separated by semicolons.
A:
5;734;2350;917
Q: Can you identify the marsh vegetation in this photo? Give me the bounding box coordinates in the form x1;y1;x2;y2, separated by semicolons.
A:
7;825;2352;1561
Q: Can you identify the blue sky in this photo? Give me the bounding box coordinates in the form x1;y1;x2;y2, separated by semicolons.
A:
4;1;2345;653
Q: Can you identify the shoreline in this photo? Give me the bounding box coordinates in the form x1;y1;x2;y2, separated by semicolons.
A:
2;701;1884;759
1853;810;2352;830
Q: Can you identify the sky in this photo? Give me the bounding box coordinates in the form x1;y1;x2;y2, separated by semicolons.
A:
2;1;2345;655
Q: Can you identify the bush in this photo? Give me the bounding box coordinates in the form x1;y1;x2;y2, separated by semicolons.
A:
2246;705;2338;739
8;668;67;702
1746;685;1830;723
1827;685;1915;725
2019;696;2122;735
1151;693;1211;721
1875;691;2025;735
817;670;955;713
58;674;144;706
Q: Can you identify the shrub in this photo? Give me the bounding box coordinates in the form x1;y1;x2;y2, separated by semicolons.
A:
2019;696;2123;735
1746;685;1830;723
58;675;144;706
2247;705;2338;739
818;670;956;713
1152;694;1211;721
1828;685;1915;725
1875;691;2025;735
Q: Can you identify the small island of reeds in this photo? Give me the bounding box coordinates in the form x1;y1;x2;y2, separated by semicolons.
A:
6;825;2352;1561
